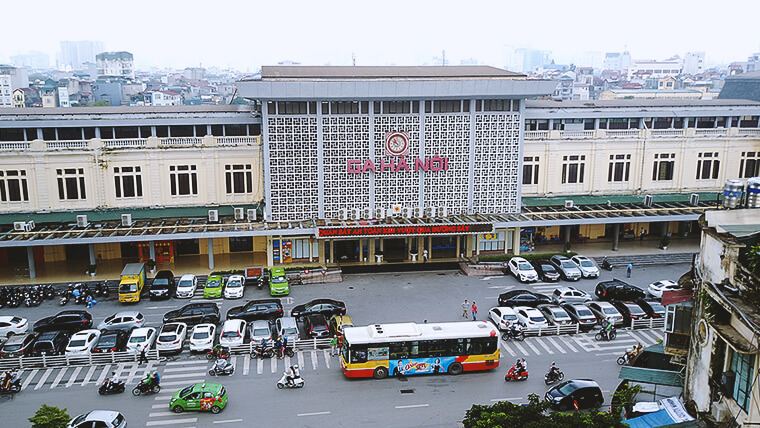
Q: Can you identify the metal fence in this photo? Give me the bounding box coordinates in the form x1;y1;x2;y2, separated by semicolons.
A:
522;324;582;337
0;349;160;371
630;318;665;329
227;338;332;355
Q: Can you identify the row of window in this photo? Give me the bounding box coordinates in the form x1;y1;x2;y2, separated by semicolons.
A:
525;116;760;131
0;124;257;142
268;99;521;116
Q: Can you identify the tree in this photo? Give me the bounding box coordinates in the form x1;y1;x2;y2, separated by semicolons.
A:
747;243;760;276
463;394;628;428
92;100;110;106
28;404;70;428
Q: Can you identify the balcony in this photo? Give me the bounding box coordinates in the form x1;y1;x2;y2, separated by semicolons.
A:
0;135;261;152
524;127;760;140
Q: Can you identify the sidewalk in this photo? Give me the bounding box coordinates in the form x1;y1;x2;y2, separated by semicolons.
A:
530;236;699;258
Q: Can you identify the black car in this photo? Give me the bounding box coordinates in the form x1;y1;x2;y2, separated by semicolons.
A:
0;333;36;358
29;331;70;357
531;260;561;282
150;270;175;300
303;314;330;339
545;379;604;411
92;330;129;353
559;303;597;329
33;310;93;333
609;300;648;326
594;279;646;301
632;298;666;318
227;299;283;321
163;303;220;326
290;299;347;319
497;290;551;307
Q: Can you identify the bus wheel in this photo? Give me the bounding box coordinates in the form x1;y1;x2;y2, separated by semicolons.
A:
447;362;463;375
373;367;388;379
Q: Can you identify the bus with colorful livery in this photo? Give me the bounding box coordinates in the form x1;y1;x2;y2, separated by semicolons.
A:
340;321;499;379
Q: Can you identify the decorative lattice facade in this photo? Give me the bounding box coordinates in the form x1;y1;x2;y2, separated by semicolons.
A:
472;113;521;213
322;115;371;219
372;114;421;213
423;113;470;215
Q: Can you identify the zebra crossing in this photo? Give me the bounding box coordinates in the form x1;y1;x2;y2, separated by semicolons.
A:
499;328;663;358
16;360;158;391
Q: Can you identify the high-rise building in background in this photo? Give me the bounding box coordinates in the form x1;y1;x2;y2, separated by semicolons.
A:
603;51;631;72
96;51;134;79
0;65;29;108
683;51;705;75
59;41;105;70
514;48;551;73
9;51;50;69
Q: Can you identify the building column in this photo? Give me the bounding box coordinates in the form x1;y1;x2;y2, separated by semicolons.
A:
27;247;36;279
359;239;364;263
318;240;325;264
149;241;156;262
612;224;620;251
456;235;461;259
87;244;96;267
266;236;274;267
279;235;283;264
417;237;424;262
475;234;481;256
329;239;334;264
427;236;432;260
465;235;473;258
308;238;313;263
564;226;571;246
512;228;521;255
369;238;376;262
208;238;215;270
504;229;510;254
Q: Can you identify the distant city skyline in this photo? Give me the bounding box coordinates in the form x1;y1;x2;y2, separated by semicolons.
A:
1;0;759;72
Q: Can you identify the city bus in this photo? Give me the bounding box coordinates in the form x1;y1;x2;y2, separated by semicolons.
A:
340;321;499;379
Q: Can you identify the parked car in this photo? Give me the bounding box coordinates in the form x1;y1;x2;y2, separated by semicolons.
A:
175;274;198;298
92;330;129;353
545;379;604;411
249;320;274;343
189;323;216;353
169;382;228;414
126;327;157;353
0;333;36;358
149;270;175;300
559;302;597;329
290;299;347;319
67;410;127;428
65;329;101;356
269;267;290;296
156;322;187;354
204;274;224;299
585;301;624;326
163;303;220;326
29;330;70;356
531;260;561;282
609;300;648;326
536;304;574;326
595;279;646;301
551;286;592;304
219;319;247;347
497;290;551;307
0;316;28;338
514;306;549;328
570;255;600;278
227;299;284;321
303;314;331;338
33;310;93;333
329;314;354;337
549;255;582;281
633;298;666;318
275;317;300;342
507;257;539;282
97;311;145;332
646;279;681;299
224;274;245;299
488;307;519;330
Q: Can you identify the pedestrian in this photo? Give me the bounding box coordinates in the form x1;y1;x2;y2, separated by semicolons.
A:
640;227;645;241
282;336;288;356
330;336;338;356
275;337;283;359
86;294;93;308
626;263;633;278
462;299;469;318
423;249;428;262
138;345;147;365
471;301;478;321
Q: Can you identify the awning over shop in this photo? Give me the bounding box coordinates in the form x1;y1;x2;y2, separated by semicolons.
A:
618;366;684;387
624;397;696;428
713;323;759;354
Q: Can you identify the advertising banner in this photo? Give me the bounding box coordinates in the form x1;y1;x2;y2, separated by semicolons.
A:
389;357;455;376
317;223;493;239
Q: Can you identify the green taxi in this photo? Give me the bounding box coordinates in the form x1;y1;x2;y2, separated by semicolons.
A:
203;275;224;299
170;382;228;414
269;267;290;296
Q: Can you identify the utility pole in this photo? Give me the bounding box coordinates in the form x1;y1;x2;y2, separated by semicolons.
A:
442;50;446;66
352;53;356;66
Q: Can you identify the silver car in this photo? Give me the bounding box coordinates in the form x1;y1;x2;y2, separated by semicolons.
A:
551;286;592;304
250;320;274;343
97;311;145;332
571;255;600;278
537;304;574;326
549;255;582;281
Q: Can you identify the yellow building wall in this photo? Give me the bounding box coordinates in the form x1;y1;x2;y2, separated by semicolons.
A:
94;243;121;260
199;238;230;255
581;224;607;239
253;236;267;252
44;246;66;262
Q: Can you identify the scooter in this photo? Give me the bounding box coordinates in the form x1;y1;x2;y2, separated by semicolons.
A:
544;368;564;385
595;327;617;341
132;381;161;396
250;346;275;359
504;365;529;381
276;372;304;389
617;351;636;366
98;380;126;395
0;378;21;394
206;348;230;360
501;327;525;341
601;258;613;271
208;359;235;376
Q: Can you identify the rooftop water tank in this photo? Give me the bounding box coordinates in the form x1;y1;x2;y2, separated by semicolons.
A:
723;179;744;209
747;177;760;208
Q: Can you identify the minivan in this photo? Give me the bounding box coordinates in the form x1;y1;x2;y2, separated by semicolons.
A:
30;331;70;356
269;267;289;296
150;270;175;300
545;379;604;410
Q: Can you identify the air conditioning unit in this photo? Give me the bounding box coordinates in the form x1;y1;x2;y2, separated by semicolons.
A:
208;210;219;223
439;206;448;218
423;207;434;218
234;207;245;221
13;221;26;231
403;207;413;218
76;215;88;228
412;207;423;218
644;194;653;207
690;193;700;206
338;208;348;220
564;200;574;209
246;208;257;222
349;208;360;220
361;208;371;219
121;214;133;227
375;207;386;219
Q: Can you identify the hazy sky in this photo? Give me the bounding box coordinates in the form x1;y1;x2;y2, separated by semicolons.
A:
2;0;759;71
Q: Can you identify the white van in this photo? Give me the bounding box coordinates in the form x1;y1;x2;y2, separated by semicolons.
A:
275;317;300;343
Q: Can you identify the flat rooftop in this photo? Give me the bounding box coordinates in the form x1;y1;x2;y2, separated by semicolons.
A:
258;65;524;80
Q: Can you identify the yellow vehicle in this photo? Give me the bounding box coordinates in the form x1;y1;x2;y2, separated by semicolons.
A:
330;314;354;337
119;263;146;303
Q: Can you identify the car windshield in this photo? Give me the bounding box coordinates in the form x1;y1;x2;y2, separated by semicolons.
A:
603;307;619;314
628;305;646;315
272;276;287;284
561;261;576;268
312;324;328;331
529;316;545;322
68;339;87;347
179;385;194;397
577;308;593;317
221;331;239;338
99;336;117;346
129;336;147;343
518;263;533;270
580;260;594;267
3;343;22;351
154;279;169;286
542;264;556;272
192;331;210;340
503;314;517;321
112;414;125;425
283;328;298;335
227;280;242;288
558;382;579;395
650;303;665;312
253;328;269;336
178;280;193;288
119;283;137;293
553;310;569;319
206;280;220;288
159;334;177;342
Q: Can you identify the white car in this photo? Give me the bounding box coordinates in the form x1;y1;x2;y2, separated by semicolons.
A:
219;319;247;348
126;327;157;353
189;323;216;352
156;322;187;354
488;307;519;330
647;280;681;298
65;329;101;356
67;410;127;428
175;274;198;298
514;306;549;328
508;257;539;282
224;274;245;299
0;316;28;338
570;255;600;278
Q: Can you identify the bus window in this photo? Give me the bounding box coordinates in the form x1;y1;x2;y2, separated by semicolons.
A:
468;338;483;355
425;340;446;358
351;346;368;363
481;337;497;354
389;342;410;360
409;341;420;358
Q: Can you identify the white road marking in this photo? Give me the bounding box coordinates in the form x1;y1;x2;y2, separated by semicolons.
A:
243;354;250;375
311;350;318;370
561;337;578;353
257;357;264;374
35;368;54;390
323;350;331;369
271;356;278;373
154;394;175;401
149;412;177;417
161;372;207;379
628;330;653;345
21;369;38;390
146;418;198;426
160;379;205;387
395;404;429;409
297;412;331;417
82;365;97;386
298;351;305;368
66;366;82;388
524;340;541;355
164;366;209;373
50;367;67;389
213;420;244;424
535;338;554;354
152;404;166;409
546;337;566;354
284;355;291;368
512;341;528;355
500;340;516;357
145;306;175;310
165;360;209;366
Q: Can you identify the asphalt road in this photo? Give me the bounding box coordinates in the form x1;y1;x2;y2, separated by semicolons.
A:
0;262;689;427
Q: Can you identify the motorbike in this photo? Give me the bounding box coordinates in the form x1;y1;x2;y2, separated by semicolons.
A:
617;351;636;366
601;258;613;271
0;378;22;394
501;327;525;341
595;327;617;341
504;365;529;381
42;284;56;300
206;348;230;360
250;346;275;359
544;368;565;385
132;381;161;396
98;380;126;395
208;359;235;376
276;372;304;389
257;276;265;290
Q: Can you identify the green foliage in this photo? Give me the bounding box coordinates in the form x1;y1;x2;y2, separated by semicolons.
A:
463;394;628;428
479;252;577;263
28;404;71;428
611;383;642;417
86;264;97;274
92;100;110;106
747;243;760;275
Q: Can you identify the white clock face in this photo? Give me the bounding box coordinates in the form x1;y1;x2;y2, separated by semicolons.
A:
385;132;409;156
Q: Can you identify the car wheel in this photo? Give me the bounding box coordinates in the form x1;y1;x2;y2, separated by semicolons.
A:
373;366;388;379
172;405;184;413
595;399;603;408
447;362;463;375
211;405;222;414
558;402;570;411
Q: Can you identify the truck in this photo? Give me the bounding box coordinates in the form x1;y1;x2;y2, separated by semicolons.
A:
119;263;147;303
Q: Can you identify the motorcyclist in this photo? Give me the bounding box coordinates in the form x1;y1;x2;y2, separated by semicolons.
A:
509;321;523;338
104;370;120;390
514;359;524;373
215;358;229;372
152;370;160;386
605;318;615;339
1;370;10;390
286;364;300;386
548;362;560;379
